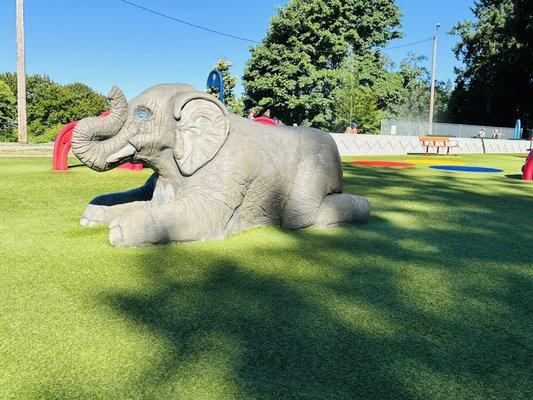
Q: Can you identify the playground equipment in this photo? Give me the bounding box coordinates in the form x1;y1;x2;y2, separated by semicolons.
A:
206;69;224;102
522;148;533;181
350;160;414;168
52;111;142;171
253;116;278;126
206;69;280;127
429;165;503;173
514;119;522;140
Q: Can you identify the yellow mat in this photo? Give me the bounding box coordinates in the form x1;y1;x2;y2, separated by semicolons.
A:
405;159;468;165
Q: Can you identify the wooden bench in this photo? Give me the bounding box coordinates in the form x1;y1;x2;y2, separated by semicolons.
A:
419;135;459;155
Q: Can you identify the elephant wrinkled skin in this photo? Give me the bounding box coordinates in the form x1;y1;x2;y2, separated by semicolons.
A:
72;84;370;246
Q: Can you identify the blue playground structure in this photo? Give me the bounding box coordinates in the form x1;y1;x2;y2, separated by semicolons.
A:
206;69;225;102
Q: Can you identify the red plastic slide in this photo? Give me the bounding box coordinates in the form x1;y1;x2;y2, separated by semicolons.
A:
522;148;533;181
253;116;279;126
52;112;142;171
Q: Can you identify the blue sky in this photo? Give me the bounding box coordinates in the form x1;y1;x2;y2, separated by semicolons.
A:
0;0;474;99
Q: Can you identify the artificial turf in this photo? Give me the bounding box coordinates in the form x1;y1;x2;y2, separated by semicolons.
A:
0;154;531;399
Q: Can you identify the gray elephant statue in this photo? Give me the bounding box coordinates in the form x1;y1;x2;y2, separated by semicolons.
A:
72;84;370;246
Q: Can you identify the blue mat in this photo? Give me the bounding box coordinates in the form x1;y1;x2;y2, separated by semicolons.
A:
430;165;503;173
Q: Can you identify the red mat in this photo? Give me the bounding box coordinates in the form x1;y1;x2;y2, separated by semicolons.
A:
350;161;415;168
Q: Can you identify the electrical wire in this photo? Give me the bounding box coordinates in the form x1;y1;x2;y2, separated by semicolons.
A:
118;0;433;52
118;0;260;44
383;37;433;50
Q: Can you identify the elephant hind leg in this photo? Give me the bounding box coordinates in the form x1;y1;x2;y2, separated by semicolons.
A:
313;193;371;228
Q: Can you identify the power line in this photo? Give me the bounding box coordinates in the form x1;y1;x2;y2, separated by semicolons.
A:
118;0;433;52
383;37;433;51
309;37;434;56
118;0;260;44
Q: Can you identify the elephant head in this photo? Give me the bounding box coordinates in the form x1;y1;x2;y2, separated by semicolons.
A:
72;84;231;177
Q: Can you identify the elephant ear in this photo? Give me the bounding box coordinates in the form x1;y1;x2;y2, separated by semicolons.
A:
173;93;230;176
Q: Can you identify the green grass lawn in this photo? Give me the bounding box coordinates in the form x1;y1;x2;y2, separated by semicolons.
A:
0;154;531;400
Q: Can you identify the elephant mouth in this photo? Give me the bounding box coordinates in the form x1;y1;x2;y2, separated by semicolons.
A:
105;143;137;165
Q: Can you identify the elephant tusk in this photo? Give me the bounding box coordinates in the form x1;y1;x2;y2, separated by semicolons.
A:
106;143;137;164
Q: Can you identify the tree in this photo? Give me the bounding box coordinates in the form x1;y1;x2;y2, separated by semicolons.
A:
243;0;402;129
448;0;533;128
207;58;245;116
0;73;107;142
384;54;451;122
333;82;382;133
331;49;383;133
330;49;451;132
0;80;17;141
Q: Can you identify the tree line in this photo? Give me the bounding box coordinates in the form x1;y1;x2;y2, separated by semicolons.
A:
0;73;106;142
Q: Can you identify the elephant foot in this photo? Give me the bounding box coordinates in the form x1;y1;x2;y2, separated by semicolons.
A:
109;218;125;246
108;211;165;247
314;193;371;228
80;204;108;227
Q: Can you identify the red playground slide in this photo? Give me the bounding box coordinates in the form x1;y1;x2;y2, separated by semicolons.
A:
253;116;279;126
52;111;142;171
522;147;533;181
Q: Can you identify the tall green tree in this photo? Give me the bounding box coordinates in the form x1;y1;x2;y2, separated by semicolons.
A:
243;0;402;129
448;0;532;128
331;50;451;132
0;73;106;142
331;49;383;133
385;54;451;122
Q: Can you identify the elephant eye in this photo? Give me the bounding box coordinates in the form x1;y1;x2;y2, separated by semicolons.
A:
133;106;152;121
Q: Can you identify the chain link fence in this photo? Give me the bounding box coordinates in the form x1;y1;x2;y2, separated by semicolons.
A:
380;119;517;139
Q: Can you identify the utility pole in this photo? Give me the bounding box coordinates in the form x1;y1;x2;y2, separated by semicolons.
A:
428;23;441;135
348;45;354;125
16;0;27;143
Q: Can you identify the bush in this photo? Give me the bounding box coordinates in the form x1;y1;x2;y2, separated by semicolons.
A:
0;126;17;142
29;123;64;143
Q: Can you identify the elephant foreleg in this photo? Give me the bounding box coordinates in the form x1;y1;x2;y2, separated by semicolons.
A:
81;173;157;227
108;197;227;247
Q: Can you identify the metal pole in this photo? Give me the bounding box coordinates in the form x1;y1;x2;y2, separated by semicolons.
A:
16;0;27;143
428;23;441;136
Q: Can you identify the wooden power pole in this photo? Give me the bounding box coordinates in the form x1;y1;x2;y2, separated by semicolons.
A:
16;0;27;143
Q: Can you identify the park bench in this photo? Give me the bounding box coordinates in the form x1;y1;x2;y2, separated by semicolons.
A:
419;135;459;155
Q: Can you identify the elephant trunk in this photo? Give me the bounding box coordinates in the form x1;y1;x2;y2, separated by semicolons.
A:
72;86;131;171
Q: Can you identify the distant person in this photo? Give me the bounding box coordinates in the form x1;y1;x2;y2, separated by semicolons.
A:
478;127;486;138
263;109;271;118
345;122;358;135
248;110;256;120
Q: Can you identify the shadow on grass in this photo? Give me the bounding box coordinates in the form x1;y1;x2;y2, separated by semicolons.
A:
98;163;531;399
67;163;86;169
505;174;525;180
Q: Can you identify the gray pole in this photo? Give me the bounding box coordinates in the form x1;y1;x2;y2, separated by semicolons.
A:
428;23;441;135
16;0;27;143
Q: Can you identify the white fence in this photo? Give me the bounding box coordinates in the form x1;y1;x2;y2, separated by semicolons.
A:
381;119;516;139
330;133;532;156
